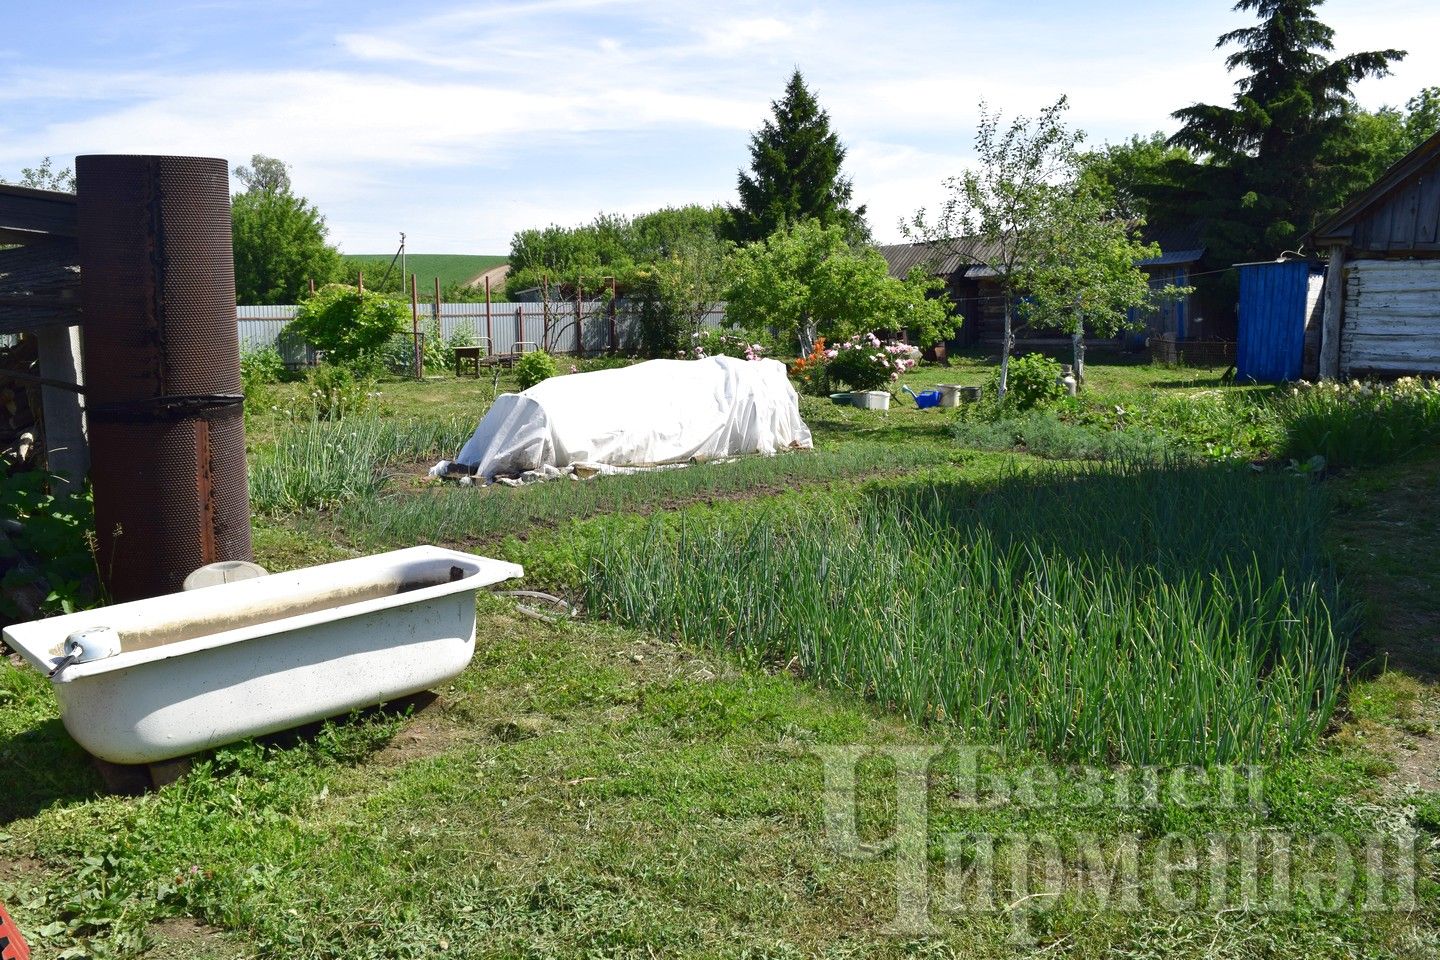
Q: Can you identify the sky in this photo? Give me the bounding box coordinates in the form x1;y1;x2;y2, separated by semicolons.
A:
2;1;1436;254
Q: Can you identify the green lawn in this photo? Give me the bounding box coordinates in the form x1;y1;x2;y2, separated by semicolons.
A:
340;253;507;290
3;351;1439;958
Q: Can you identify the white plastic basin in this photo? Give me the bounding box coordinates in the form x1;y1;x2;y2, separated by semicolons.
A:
2;546;522;764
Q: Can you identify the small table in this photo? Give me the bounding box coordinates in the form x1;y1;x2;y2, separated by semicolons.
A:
453;345;484;378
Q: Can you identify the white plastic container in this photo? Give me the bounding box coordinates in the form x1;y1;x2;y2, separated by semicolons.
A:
2;546;522;764
937;385;963;408
850;390;892;411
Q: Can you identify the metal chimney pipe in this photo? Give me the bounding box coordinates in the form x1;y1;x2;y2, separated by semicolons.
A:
76;155;252;602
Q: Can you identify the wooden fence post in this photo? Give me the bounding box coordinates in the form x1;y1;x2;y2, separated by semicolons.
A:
410;273;421;379
575;277;583;356
608;276;618;354
485;275;493;354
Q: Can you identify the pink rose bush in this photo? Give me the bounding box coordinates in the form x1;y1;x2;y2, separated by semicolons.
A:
825;333;919;393
684;330;767;361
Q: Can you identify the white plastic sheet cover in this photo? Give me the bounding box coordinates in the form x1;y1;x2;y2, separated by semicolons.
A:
441;357;813;479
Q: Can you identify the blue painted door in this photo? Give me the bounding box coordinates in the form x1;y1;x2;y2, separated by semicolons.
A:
1236;261;1314;383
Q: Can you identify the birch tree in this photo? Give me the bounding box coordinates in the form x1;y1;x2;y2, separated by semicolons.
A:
908;98;1082;400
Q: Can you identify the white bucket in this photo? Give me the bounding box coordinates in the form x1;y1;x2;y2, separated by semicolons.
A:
937;384;963;408
850;390;891;411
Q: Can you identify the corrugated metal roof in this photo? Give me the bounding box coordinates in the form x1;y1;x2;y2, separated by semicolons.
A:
877;239;1004;279
879;226;1205;279
1137;248;1206;267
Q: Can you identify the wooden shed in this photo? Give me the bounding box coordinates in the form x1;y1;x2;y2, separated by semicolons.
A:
1308;129;1440;378
875;239;986;347
0;184;86;486
878;229;1206;349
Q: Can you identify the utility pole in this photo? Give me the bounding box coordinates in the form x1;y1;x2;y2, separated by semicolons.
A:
399;231;406;296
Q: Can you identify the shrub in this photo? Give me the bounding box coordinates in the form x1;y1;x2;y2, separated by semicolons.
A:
240;346;286;387
294;364;372;421
289;284;408;371
240;346;287;417
1280;377;1440;468
995;352;1065;410
576;355;637;373
788;337;832;396
825;334;917;393
515;350;559;390
0;471;98;619
685;329;767;361
381;317;450;377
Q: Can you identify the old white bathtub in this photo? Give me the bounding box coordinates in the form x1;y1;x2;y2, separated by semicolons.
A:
2;546;522;764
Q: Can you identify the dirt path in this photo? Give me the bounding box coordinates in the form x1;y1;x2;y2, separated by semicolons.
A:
466;263;509;290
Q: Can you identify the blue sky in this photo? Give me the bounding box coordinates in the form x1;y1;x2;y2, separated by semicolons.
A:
3;1;1436;253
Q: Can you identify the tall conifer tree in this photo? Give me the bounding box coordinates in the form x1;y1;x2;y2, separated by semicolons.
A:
732;70;867;243
1169;0;1403;262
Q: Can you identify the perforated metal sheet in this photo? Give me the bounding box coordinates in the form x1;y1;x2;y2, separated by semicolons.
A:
77;155;252;602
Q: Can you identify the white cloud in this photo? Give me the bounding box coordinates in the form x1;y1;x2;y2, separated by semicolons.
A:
5;0;1436;252
701;17;794;53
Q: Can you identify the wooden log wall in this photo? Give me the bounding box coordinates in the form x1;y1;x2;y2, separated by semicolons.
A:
1340;258;1440;376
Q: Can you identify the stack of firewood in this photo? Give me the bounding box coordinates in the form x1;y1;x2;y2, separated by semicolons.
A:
1;334;41;472
1;334;48;628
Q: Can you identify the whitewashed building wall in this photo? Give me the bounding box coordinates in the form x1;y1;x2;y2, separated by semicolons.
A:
1341;259;1440;376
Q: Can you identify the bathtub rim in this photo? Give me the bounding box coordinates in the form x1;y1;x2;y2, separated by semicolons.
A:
2;545;523;684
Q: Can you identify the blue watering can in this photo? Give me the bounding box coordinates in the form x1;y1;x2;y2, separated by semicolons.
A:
902;385;942;409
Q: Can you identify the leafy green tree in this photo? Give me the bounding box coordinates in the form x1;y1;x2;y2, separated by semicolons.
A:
726;219;950;354
1330;86;1440;187
505;205;734;298
731;70;867;244
232;189;343;304
1;157;76;192
234;154;292;195
1020;182;1185;383
629;231;733;357
1403;87;1440;147
289;283;407;370
1078;133;1193;222
909;97;1083;400
504;206;735;355
1168;0;1404;262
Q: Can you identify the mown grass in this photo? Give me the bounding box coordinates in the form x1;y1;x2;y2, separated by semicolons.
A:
2;601;1432;959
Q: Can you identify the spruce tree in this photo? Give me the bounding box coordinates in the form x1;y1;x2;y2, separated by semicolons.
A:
732;70;867;244
1169;0;1403;262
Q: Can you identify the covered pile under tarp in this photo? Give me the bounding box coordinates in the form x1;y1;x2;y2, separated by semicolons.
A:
436;356;813;480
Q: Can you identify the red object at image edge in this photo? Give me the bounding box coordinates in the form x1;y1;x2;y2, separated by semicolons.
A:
0;901;30;960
